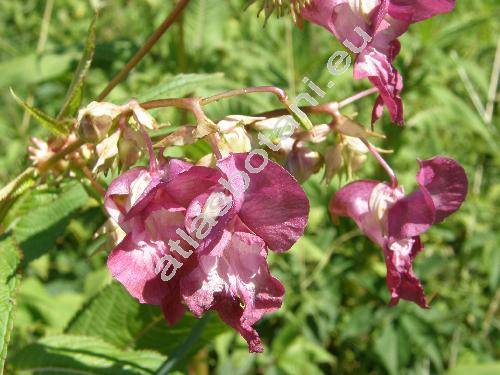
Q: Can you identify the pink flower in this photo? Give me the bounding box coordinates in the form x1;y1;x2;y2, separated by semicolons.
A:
301;0;456;124
104;153;309;352
329;156;467;307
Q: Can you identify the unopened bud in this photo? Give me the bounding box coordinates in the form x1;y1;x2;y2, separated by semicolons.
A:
324;144;344;183
77;101;122;143
286;147;322;183
118;137;140;170
216;116;254;155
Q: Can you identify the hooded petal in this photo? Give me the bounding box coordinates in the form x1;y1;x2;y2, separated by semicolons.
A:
415;156;468;223
329;180;390;246
217;153;309;252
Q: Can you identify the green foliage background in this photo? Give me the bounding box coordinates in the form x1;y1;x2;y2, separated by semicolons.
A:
0;0;498;374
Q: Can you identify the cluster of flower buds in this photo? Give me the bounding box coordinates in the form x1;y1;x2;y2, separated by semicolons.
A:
74;100;158;173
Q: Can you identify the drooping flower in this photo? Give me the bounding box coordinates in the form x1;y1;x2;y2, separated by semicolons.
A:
300;0;456;124
329;156;467;307
104;152;309;352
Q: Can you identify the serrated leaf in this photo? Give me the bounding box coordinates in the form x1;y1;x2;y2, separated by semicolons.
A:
13;182;89;263
66;282;227;358
57;13;97;120
0;234;22;374
138;73;224;102
0;168;36;222
10;335;164;375
10;89;70;136
0;168;35;203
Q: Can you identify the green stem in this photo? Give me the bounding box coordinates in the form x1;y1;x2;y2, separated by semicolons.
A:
154;314;210;375
97;0;192;101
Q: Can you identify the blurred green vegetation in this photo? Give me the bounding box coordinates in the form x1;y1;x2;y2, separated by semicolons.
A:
0;0;498;374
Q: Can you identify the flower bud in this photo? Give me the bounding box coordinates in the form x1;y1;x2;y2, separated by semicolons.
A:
216;116;254;155
323;144;344;184
343;136;369;172
77;101;122;143
286;147;322;183
118;137;140;170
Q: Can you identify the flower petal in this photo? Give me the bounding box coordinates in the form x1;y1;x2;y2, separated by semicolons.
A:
388;0;456;23
329;180;388;245
384;236;428;308
388;186;435;240
218;153;309;252
415;156;468;223
107;234;168;304
181;227;284;352
164;165;222;208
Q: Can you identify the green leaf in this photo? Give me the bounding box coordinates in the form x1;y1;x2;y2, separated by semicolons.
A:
57;13;98;120
155;314;211;375
374;321;399;375
66;282;227;357
10;89;70;136
10;335;164;375
13;182;89;263
447;363;500;375
0;52;77;88
0;234;22;374
0;168;35;203
138;73;224;102
17;278;84;333
401;315;443;372
0;167;36;222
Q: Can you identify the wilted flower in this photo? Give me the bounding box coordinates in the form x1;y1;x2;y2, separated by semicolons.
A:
329;156;467;307
301;0;456;124
104;151;309;352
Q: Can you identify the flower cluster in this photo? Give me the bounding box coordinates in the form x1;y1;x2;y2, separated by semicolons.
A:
84;0;467;354
300;0;456;124
104;151;309;352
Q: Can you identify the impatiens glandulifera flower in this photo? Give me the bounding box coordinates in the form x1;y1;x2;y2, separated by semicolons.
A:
329;156;467;307
104;152;309;352
300;0;456;124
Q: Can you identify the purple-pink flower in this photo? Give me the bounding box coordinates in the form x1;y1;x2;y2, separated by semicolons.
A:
104;152;309;352
329;156;467;307
301;0;456;124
